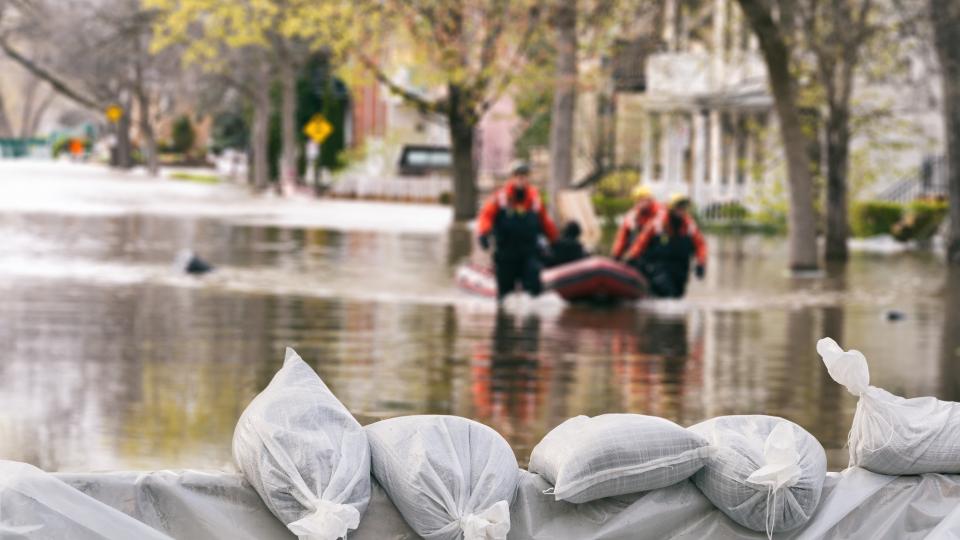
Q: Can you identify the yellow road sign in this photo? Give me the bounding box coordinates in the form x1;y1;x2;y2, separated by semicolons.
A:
303;114;333;144
105;104;123;123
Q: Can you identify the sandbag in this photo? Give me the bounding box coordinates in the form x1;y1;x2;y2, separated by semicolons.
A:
818;337;960;475
528;414;711;503
366;415;519;540
688;415;826;536
233;348;370;540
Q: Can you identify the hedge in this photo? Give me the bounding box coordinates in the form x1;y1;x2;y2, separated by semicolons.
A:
850;201;904;237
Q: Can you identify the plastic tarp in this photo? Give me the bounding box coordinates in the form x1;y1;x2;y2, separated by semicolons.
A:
27;465;960;539
0;461;171;540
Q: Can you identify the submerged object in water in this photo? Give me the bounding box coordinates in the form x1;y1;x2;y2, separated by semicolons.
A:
175;250;214;275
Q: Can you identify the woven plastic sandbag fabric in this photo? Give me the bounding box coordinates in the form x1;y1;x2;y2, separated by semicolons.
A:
528;414;712;503
233;348;370;540
688;415;826;536
818;337;960;475
0;460;172;540
366;415;520;540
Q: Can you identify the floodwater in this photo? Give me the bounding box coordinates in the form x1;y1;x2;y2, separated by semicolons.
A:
1;161;958;472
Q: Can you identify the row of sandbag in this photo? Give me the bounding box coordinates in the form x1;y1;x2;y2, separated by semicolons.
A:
232;339;960;540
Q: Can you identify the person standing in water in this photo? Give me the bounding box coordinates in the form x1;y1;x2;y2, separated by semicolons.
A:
625;193;706;298
477;162;558;300
612;184;662;261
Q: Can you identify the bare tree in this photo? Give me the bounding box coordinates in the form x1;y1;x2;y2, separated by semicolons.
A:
549;0;578;208
737;0;820;270
799;0;878;261
360;0;544;221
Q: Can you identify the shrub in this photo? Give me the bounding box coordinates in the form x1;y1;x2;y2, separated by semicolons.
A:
892;199;949;242
592;194;634;226
595;169;640;198
171;115;196;154
850;201;903;237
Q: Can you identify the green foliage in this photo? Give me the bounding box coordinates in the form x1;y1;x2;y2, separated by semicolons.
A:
169;171;220;184
514;88;552;159
50;136;91;157
595;169;640;198
171;115;196;154
210;109;249;154
268;59;350;180
850;201;904;237
892;200;949;242
591;193;634;227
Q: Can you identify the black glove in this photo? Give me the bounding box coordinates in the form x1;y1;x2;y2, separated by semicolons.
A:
695;264;705;279
479;234;491;251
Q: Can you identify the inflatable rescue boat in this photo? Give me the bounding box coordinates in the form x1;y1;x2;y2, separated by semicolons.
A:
456;256;647;302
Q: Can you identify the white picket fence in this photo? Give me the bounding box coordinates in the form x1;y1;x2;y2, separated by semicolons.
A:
329;174;450;201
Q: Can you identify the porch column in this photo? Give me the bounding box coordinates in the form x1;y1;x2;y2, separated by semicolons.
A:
692;110;708;205
643;111;655;184
660;113;673;184
709;109;722;187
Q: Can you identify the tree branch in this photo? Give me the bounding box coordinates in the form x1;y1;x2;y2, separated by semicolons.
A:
358;53;446;115
0;37;99;110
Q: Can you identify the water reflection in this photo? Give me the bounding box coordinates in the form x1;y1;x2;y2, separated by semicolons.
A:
0;207;955;472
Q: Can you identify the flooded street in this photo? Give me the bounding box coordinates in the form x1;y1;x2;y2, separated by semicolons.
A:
1;161;957;472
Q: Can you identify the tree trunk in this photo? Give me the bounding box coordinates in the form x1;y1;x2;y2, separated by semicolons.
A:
824;106;850;260
18;77;39;138
252;85;272;190
114;95;133;169
136;89;159;176
26;90;55;138
548;0;577;211
0;92;13;137
737;0;819;271
448;83;479;221
930;0;960;264
280;61;299;189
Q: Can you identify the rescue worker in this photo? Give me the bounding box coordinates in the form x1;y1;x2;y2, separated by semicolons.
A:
477;162;558;299
612;184;662;261
625;193;706;298
547;221;588;268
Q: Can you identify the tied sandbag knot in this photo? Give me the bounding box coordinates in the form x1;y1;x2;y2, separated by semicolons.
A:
287;498;359;540
460;500;510;540
817;337;895;455
745;422;802;540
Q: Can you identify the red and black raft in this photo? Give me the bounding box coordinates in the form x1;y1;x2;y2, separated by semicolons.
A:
455;256;647;303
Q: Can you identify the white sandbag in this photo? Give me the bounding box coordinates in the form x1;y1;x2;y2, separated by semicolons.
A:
688;415;826;536
0;460;172;540
818;337;960;475
366;415;519;540
233;348;370;540
528;414;711;503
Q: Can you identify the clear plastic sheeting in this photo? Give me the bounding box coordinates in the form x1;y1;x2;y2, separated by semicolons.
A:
232;348;371;540
688;416;827;535
528;414;711;503
0;460;172;540
8;465;960;539
366;415;519;540
818;337;960;475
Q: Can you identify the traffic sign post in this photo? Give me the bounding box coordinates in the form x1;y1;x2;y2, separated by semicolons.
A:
303;114;334;193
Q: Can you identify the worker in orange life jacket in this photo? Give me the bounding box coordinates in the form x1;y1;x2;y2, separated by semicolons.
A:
612;184;663;261
625;193;706;298
477;162;559;300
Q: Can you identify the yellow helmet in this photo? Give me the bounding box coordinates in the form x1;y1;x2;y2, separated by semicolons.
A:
668;193;691;208
631;184;653;200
